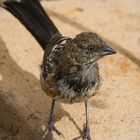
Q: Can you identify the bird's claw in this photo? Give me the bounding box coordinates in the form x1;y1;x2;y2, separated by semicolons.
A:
73;124;91;140
41;126;63;140
41;116;64;140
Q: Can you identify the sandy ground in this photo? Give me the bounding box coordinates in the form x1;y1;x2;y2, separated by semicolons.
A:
0;0;140;140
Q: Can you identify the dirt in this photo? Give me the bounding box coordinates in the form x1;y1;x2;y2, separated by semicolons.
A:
0;0;140;140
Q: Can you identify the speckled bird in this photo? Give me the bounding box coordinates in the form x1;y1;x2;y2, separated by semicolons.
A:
1;0;116;140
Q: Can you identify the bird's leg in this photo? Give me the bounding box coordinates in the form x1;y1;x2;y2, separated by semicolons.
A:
41;99;63;140
73;101;91;140
83;101;91;140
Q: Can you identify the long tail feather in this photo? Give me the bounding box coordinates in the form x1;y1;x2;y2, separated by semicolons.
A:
1;0;60;50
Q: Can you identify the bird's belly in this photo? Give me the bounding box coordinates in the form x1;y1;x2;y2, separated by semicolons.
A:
40;74;100;104
53;89;94;104
53;82;100;104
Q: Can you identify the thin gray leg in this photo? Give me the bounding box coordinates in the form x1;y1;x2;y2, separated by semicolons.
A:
41;99;63;140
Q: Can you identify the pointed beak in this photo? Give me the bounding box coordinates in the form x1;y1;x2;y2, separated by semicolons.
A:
101;45;117;56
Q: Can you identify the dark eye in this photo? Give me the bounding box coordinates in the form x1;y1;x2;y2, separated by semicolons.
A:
87;45;96;52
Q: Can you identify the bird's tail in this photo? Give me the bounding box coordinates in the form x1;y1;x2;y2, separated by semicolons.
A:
1;0;60;50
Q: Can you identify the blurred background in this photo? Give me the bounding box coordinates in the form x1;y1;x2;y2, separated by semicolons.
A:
0;0;140;140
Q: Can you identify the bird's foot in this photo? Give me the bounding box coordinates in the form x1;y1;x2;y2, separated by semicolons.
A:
41;115;63;140
73;124;91;140
82;125;91;140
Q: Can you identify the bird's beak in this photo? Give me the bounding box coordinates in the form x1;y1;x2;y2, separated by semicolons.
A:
101;45;117;56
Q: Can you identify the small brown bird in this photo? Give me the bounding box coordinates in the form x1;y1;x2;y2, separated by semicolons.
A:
1;0;116;140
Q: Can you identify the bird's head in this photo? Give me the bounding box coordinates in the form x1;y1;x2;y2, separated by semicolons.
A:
68;32;116;66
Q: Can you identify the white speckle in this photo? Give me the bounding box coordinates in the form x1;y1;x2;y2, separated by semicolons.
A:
51;44;58;52
0;74;3;81
60;40;67;45
40;125;46;132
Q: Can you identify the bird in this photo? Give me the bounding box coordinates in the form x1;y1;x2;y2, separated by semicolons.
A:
1;0;116;140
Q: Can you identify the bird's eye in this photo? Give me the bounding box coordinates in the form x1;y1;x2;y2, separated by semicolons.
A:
87;45;96;52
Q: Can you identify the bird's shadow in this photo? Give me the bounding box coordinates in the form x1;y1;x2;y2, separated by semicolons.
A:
0;36;82;140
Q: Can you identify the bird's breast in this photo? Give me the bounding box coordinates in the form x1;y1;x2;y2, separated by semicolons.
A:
53;78;101;104
40;70;101;104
